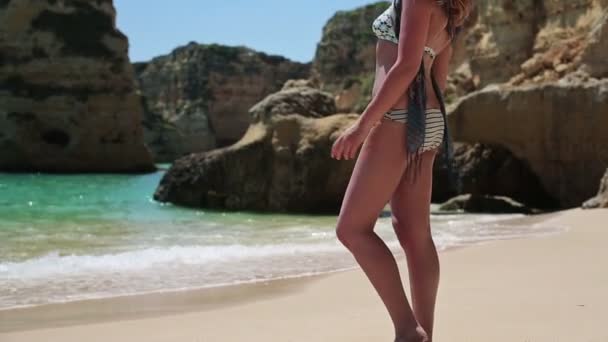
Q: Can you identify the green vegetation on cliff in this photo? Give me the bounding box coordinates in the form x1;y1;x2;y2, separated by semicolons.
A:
312;1;386;92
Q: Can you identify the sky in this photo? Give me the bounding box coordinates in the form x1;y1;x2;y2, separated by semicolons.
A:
114;0;379;64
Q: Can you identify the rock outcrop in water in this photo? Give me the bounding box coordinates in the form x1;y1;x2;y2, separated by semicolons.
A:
0;0;155;172
154;83;354;212
134;42;310;162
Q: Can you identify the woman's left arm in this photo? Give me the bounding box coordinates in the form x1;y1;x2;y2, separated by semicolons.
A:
358;0;433;130
330;0;433;160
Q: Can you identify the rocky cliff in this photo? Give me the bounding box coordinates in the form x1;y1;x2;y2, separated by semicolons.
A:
153;82;349;212
583;168;608;208
449;79;608;208
155;0;607;212
134;43;310;162
312;2;388;112
305;0;608;210
447;0;607;86
448;0;608;208
432;141;557;209
0;0;155;172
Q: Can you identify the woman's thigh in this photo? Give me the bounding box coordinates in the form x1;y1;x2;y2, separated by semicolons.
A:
337;118;411;233
389;148;438;233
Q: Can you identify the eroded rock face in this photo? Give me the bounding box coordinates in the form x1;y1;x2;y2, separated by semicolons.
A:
438;193;534;214
448;79;608;208
582;168;608;208
311;2;387;112
455;0;545;86
581;9;608;77
153;83;352;212
248;85;337;124
311;1;608;107
443;0;608;209
153;113;358;213
134;43;310;162
0;0;154;172
153;0;608;212
432;142;557;209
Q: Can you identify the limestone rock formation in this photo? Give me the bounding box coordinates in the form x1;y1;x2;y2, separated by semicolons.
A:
445;0;608;209
139;96;182;164
582;168;608;209
311;0;608;108
454;0;545;87
248;85;336;124
438;194;534;214
281;79;318;90
153;0;608;212
311;2;387;112
153;84;352;212
134;43;310;162
448;79;608;208
581;9;608;77
432;142;557;209
0;0;155;172
443;0;608;99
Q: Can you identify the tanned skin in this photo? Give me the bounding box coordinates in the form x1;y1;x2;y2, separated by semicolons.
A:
332;0;453;341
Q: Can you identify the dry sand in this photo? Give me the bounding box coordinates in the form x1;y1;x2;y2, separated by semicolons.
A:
1;207;607;342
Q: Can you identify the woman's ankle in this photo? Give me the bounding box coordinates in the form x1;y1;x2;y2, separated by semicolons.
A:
394;325;429;342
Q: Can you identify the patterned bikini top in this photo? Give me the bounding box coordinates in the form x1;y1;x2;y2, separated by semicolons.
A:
370;0;461;193
371;2;437;59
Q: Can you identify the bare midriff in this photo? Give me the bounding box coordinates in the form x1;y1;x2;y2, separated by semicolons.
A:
371;39;441;111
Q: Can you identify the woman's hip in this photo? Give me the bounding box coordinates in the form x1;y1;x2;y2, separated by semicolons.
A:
379;108;445;152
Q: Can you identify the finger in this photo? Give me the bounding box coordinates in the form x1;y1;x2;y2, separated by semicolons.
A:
347;139;358;159
345;139;355;159
332;139;342;160
345;141;354;160
343;142;352;160
331;138;339;159
338;141;345;160
347;144;356;160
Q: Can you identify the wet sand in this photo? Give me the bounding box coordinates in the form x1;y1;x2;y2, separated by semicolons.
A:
1;207;607;342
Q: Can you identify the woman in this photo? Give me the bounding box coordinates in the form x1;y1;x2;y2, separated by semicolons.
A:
331;0;471;341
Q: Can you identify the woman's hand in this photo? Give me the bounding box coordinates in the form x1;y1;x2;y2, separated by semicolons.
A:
331;119;375;160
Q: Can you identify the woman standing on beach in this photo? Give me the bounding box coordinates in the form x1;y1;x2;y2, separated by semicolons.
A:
331;0;471;341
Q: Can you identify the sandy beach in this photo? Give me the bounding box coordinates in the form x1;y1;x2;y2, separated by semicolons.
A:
1;207;607;342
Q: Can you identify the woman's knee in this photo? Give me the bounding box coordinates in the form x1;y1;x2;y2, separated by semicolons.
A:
335;221;373;250
335;224;350;245
391;216;433;249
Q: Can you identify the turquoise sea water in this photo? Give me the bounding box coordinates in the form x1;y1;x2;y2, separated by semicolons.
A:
0;166;566;310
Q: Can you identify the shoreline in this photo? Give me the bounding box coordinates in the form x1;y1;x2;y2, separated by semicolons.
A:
0;208;568;335
0;208;555;319
0;266;344;333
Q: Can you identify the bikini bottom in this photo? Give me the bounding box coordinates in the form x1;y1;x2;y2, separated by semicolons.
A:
381;108;445;152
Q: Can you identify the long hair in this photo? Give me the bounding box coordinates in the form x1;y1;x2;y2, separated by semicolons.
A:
438;0;472;26
437;0;473;38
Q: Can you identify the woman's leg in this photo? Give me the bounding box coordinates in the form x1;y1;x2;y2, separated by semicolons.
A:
389;148;440;340
335;117;423;339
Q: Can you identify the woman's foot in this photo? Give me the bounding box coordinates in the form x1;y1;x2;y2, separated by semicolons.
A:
394;325;429;342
